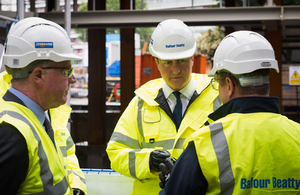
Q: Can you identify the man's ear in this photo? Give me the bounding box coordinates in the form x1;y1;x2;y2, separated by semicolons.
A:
31;67;44;85
225;77;235;98
154;58;160;70
154;57;159;65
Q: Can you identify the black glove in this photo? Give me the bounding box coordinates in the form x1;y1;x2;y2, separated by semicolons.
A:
73;188;84;195
149;150;170;172
159;157;174;189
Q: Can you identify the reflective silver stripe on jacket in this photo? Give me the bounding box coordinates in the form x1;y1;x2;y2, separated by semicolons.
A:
60;146;67;157
173;138;186;149
0;110;69;194
66;135;75;151
111;117;179;150
129;149;142;179
60;135;75;158
65;136;86;184
137;98;175;149
68;170;86;184
110;131;175;179
110;131;141;149
143;139;174;149
137;97;144;140
210;123;234;194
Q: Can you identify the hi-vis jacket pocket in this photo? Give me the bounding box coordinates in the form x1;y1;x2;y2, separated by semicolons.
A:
142;107;161;143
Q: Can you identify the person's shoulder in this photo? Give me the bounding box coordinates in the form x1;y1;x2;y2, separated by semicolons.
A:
139;78;164;90
0;122;26;144
0;122;18;131
134;78;164;102
49;104;71;124
193;73;213;87
192;73;210;81
0;122;29;194
183;125;211;149
193;74;217;95
0;71;12;96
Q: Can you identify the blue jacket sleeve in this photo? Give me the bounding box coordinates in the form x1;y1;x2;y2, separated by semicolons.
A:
159;141;208;195
0;123;29;195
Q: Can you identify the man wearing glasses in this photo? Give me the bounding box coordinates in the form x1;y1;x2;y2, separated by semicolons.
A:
159;30;300;194
0;17;86;195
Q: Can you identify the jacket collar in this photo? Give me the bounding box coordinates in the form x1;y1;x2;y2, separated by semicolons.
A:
135;74;211;106
154;88;173;120
208;96;280;121
3;90;26;107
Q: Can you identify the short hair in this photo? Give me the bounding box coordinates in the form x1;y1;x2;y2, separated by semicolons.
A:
8;60;53;83
218;69;270;95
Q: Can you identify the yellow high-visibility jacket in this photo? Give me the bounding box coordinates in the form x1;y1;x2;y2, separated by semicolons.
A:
0;95;72;194
0;71;11;96
0;71;87;194
106;74;220;195
50;105;87;194
184;96;300;194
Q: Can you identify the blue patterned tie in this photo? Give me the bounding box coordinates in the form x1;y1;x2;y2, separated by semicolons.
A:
172;91;182;130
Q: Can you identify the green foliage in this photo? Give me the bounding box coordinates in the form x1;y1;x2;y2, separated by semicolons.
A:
135;1;153;53
282;0;300;5
196;26;225;64
79;2;87;10
106;0;120;34
73;3;87;42
105;0;153;52
107;0;120;10
209;0;224;7
136;27;154;53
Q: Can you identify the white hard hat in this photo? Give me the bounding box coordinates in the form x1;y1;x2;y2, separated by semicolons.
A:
149;19;196;60
208;30;279;77
3;17;81;70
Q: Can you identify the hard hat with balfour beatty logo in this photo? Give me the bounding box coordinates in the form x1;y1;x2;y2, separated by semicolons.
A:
149;19;196;60
208;30;279;77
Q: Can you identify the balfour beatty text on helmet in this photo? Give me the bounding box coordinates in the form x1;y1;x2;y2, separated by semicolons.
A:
165;44;185;48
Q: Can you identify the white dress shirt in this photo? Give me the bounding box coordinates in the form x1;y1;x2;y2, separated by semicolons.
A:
162;73;197;117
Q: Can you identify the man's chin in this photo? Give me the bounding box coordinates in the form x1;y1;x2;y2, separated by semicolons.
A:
62;98;68;105
169;83;186;91
57;97;68;107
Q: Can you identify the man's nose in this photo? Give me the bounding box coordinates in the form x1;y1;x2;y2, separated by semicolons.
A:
69;74;76;84
172;62;180;74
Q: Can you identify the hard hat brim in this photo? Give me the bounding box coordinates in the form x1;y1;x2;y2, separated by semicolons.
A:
208;59;279;77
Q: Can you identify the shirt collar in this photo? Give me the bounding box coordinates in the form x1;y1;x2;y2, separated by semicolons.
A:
9;87;45;125
163;74;197;99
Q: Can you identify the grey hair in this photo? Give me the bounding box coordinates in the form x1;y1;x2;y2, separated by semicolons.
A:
6;60;53;79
